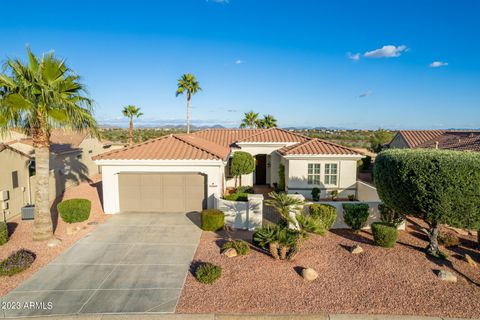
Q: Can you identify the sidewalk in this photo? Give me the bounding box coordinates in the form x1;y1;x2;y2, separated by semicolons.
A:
3;314;478;320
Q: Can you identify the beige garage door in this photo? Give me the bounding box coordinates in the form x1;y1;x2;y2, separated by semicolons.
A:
118;173;206;213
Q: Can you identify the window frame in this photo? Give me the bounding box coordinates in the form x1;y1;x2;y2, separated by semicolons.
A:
307;163;321;185
324;163;339;186
12;170;19;189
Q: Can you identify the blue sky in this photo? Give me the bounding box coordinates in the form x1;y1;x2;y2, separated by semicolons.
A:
1;0;479;129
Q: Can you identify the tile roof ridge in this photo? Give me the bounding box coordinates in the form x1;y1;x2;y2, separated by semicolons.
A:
92;134;172;160
274;127;312;140
235;127;310;143
173;134;226;160
313;138;363;154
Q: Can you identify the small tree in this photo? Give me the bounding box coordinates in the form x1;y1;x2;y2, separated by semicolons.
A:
369;129;393;153
277;164;285;192
374;149;480;256
230;151;255;187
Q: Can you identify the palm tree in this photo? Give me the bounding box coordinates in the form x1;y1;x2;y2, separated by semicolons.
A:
122;105;143;146
265;192;304;226
257;114;277;128
0;48;98;241
176;73;201;134
240;111;259;128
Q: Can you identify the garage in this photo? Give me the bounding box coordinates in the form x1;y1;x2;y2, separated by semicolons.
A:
118;172;207;213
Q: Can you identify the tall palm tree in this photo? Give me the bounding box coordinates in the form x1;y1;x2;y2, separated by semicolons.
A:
176;73;201;134
257;114;277;128
240;111;259;128
122;105;143;146
0;48;98;241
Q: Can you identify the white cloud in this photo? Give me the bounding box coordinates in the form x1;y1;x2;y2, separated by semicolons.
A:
358;90;372;98
364;45;408;58
235;59;244;65
347;52;360;61
429;61;448;68
207;0;229;3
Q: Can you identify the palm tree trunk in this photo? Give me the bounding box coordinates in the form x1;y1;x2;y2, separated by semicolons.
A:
129;117;133;146
186;92;191;134
32;143;53;241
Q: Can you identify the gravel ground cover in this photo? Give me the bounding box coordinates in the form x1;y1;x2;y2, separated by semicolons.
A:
177;221;480;318
0;175;109;296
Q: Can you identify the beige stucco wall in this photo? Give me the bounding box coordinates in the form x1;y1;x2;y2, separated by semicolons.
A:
0;149;32;220
388;133;409;148
285;156;361;199
357;180;381;201
0;130;27;143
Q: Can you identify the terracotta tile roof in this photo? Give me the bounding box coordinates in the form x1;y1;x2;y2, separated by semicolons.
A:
7;129;91;154
191;129;264;147
0;143;33;159
235;128;310;143
396;130;446;148
8;138;81;154
93;134;227;161
277;138;363;156
417;131;480;151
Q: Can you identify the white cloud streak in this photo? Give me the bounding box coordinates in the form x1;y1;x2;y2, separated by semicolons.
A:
429;61;448;68
364;45;408;58
347;52;360;61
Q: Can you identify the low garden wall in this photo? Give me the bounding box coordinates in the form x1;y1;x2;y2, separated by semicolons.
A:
356;180;380;201
214;194;263;230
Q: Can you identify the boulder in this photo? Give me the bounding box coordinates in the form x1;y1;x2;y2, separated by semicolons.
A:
222;248;238;258
47;238;62;248
465;254;477;268
302;268;318;281
437;270;457;283
350;244;364;254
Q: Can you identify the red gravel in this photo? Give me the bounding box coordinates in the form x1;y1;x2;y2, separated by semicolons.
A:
0;175;110;296
177;221;480;318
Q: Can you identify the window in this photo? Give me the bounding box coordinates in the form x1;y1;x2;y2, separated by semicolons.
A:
307;164;320;185
324;163;338;185
12;171;19;189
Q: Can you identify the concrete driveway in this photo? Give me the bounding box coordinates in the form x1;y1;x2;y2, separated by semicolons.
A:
2;212;202;317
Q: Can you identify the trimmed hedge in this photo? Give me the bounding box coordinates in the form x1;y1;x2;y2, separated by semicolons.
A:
309;204;337;230
200;209;224;231
0;222;8;246
311;187;320;201
224;193;249;202
57;199;91;223
236;185;254;194
371;222;398;248
0;249;36;276
343;203;369;232
195;262;222;284
222;239;251;255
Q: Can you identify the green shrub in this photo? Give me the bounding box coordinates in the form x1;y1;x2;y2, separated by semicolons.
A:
379;203;404;227
57;199;91;223
222;239;251;255
277;164;285;192
0;249;36;276
343;203;369;232
438;232;460;248
371;222;398;248
195;262;222;284
200;209;224;231
330;190;338;200
348;195;356;201
361;156;372;171
311;187;320;201
309;204;337;230
374;149;480;255
224;193;249;202
230;151;255;187
0;222;8;246
236;186;254;194
296;213;325;235
253;224;279;249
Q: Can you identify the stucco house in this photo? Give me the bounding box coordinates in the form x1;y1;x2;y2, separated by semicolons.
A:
95;128;366;214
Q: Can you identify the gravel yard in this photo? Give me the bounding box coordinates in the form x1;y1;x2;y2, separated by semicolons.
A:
177;220;480;318
0;175;109;296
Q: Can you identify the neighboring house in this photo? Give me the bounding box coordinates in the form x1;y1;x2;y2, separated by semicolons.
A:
388;130;480;151
94;128;365;214
0;129;123;219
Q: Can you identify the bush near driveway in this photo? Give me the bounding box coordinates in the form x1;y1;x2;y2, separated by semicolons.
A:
343;203;369;232
374;149;480;255
195;262;222;284
308;204;337;230
200;209;224;231
222;239;251;255
0;222;8;245
0;249;36;276
371;222;398;248
57;199;91;223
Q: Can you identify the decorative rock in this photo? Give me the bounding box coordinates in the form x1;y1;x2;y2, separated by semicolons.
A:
437;270;457;283
47;238;62;248
302;268;318;281
87;221;99;225
222;248;238;258
465;254;477;268
350;244;364;254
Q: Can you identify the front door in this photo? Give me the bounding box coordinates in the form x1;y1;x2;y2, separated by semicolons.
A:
255;154;267;185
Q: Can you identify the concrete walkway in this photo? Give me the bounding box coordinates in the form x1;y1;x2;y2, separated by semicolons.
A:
1;212;202;317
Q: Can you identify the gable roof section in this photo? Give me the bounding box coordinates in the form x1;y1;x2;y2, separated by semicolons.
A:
395;130;446;148
278;138;363;156
0;143;33;159
93;134;227;161
235;128;310;143
416;131;480;151
191;129;263;147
